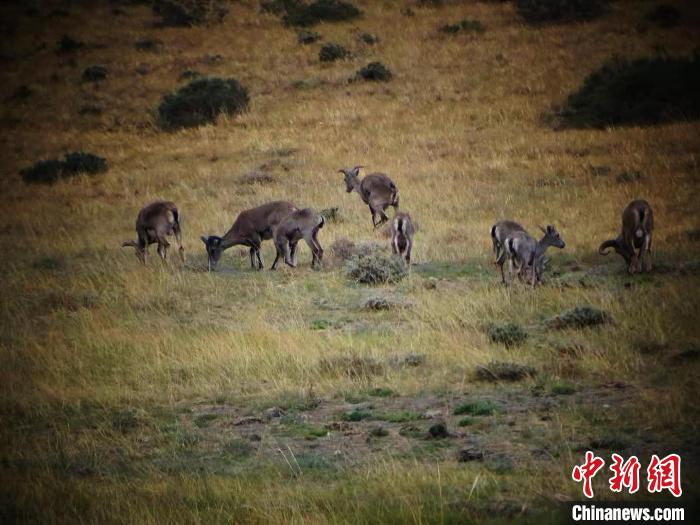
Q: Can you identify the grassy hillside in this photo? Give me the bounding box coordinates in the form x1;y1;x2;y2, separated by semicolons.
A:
1;0;699;522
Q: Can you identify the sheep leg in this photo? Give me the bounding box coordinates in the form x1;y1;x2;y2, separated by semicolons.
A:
249;248;256;269
643;234;653;272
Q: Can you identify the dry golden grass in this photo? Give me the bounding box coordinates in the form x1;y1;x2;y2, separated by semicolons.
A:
1;0;699;522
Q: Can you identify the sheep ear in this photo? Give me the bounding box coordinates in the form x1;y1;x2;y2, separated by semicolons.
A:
352;165;363;175
538;225;547;234
201;235;209;244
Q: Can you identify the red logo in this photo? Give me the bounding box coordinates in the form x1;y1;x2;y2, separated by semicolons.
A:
647;454;682;497
572;451;606;498
573;452;683;498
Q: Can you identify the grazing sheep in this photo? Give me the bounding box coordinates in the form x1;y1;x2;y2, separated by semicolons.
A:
599;199;654;273
504;225;566;286
122;201;184;264
271;208;325;270
201;201;297;271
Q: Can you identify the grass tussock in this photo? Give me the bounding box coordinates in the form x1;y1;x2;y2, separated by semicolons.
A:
487;322;528;347
282;0;361;27
475;361;537;382
153;0;228;27
546;305;610;330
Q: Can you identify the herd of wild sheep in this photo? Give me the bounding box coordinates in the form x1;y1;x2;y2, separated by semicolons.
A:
122;166;654;283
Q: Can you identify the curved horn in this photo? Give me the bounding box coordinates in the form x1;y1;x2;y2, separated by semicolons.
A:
598;239;616;255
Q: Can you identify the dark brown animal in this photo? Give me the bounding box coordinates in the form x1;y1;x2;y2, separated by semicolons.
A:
391;211;414;264
201;201;297;271
122;201;184;264
339;166;399;228
271;208;325;270
599;199;654;273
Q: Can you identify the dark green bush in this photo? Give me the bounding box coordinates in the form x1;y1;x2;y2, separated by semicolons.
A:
516;0;608;24
158;77;249;130
554;55;700;129
298;29;321;44
153;0;228;27
645;4;681;28
82;65;107;82
487;322;528;347
345;251;406;284
283;0;361;27
355;61;392;82
475;361;536;381
440;19;485;34
56;35;83;54
359;32;378;44
319;43;349;62
62;152;108;176
21;152;107;184
546;305;609;329
135;38;162;52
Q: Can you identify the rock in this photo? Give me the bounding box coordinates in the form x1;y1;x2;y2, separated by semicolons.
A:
265;406;284;419
428;423;449;439
458;448;484;462
421;409;442;419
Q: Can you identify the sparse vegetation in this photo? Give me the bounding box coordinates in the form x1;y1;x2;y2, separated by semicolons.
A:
355;61;392;81
454;400;502;416
516;0;609;25
157;77;249;130
345;250;407;284
487;322;528;347
297;29;321;44
475;361;536;382
440;19;485;34
21;152;107;184
319;42;349;62
82;65;107;82
153;0;228;27
546;305;610;329
282;0;361;27
554;55;700;128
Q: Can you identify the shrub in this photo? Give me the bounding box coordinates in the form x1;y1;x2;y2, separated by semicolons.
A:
553;55;700;128
341;408;372;421
56;35;83;54
546;305;610;329
362;296;393;310
319;43;349;62
551;382;576;395
62;152;108;176
355;61;392;82
487;322;527;347
283;0;361;27
158;77;249;130
475;361;536;381
359;32;378;44
81;65;107;82
346;251;407;284
516;0;608;24
440;19;485;34
153;0;228;27
21;152;107;184
645;4;681;28
135;39;162;52
297;30;321;44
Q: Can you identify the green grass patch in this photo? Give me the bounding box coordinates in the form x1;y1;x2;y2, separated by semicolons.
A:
194;413;219;428
453;400;502;416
